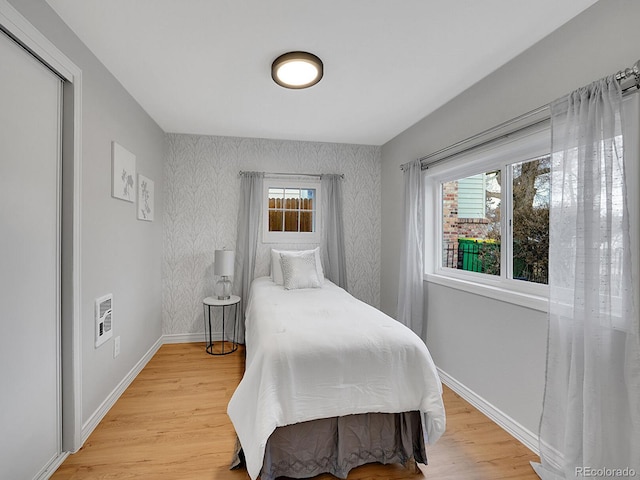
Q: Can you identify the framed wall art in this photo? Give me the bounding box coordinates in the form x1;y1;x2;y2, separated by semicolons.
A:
112;141;136;202
137;174;154;221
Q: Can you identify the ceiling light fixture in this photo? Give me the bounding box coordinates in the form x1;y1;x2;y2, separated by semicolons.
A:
271;51;323;89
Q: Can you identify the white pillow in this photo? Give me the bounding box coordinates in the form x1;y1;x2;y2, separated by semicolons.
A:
271;247;324;285
280;251;321;290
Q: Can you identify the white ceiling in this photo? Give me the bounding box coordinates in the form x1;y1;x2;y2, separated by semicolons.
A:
46;0;598;146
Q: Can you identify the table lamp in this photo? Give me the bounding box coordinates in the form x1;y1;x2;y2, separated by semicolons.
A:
214;249;234;300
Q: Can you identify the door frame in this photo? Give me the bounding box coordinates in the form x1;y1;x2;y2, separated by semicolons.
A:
0;0;83;456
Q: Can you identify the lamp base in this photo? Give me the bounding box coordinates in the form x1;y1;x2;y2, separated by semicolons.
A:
215;276;232;300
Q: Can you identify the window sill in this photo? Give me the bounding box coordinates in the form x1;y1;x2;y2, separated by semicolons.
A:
424;273;549;313
262;234;320;244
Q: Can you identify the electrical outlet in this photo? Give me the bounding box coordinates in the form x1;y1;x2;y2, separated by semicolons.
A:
114;336;121;358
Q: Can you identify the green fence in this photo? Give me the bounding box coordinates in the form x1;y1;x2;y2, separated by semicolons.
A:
457;238;500;275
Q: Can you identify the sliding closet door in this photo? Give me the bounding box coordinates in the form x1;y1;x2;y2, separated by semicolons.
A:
0;30;62;478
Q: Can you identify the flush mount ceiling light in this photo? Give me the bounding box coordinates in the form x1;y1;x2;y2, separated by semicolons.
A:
271;51;323;89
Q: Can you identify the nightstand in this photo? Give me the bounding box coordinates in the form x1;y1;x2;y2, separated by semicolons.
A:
203;295;240;355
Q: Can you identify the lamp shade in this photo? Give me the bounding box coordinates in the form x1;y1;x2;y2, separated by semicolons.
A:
214;250;235;276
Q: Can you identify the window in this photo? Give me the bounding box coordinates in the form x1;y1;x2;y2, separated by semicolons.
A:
426;125;550;303
263;179;321;243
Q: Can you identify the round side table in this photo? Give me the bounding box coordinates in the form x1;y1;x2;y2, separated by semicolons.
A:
203;295;240;355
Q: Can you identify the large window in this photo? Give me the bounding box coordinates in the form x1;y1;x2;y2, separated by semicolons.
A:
426;126;550;302
263;179;321;243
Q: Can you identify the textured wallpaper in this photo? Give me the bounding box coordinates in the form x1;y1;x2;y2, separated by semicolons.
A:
163;134;381;336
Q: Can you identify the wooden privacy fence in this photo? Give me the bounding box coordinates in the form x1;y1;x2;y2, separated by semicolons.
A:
268;197;314;232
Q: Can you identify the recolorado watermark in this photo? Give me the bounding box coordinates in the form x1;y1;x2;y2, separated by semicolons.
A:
576;467;637;477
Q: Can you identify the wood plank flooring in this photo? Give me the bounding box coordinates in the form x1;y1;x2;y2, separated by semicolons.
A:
52;343;540;479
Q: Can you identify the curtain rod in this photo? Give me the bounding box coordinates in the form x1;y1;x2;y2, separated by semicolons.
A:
615;59;640;83
402;104;550;172
402;58;640;172
239;171;344;179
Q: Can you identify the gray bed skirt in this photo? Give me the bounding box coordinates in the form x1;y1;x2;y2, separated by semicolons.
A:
231;411;426;479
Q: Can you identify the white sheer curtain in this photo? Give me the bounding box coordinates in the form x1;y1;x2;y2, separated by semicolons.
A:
321;174;348;289
533;77;640;479
234;171;264;344
397;159;425;337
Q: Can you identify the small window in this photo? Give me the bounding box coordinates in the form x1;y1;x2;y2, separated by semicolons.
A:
263;179;321;243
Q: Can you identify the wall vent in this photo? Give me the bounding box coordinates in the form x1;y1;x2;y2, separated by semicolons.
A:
95;294;113;348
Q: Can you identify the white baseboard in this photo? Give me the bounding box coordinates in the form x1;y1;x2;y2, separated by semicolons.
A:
81;337;163;444
437;367;539;455
37;451;69;480
162;332;228;344
162;332;205;344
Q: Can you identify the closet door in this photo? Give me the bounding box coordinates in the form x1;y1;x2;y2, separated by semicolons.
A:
0;30;62;478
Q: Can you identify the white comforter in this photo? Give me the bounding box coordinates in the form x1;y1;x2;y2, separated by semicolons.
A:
227;277;446;480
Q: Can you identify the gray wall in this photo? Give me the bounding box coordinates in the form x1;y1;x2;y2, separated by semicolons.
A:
163;134;381;335
380;0;640;435
9;0;165;427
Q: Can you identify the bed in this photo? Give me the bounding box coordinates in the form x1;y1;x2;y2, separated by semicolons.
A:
227;249;446;480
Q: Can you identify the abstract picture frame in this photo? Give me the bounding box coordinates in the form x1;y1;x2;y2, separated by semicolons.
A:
111;141;136;202
137;174;154;221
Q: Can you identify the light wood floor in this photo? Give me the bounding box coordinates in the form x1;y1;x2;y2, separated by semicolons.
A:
52;343;540;479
